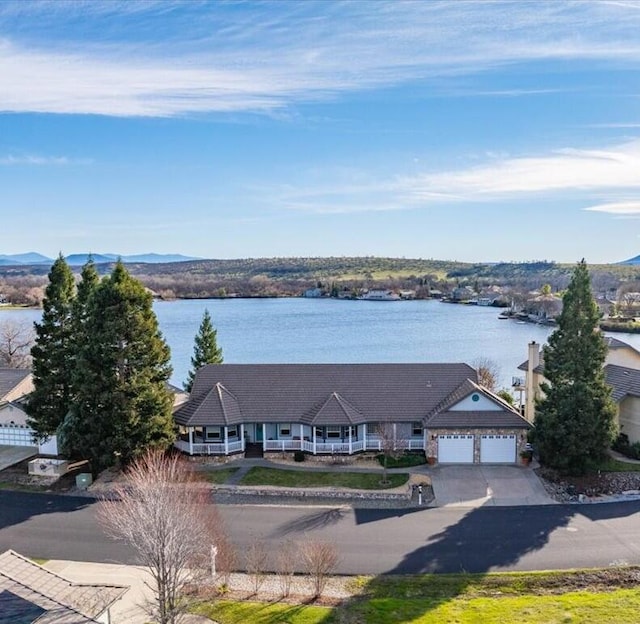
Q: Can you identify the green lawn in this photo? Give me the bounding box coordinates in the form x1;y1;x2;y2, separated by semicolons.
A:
192;569;640;623
595;458;640;472
239;467;409;490
204;467;240;484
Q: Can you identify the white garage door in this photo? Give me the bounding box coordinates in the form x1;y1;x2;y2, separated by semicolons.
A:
438;434;474;464
480;434;516;463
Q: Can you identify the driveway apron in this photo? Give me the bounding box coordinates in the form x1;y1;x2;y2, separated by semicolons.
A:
430;464;556;507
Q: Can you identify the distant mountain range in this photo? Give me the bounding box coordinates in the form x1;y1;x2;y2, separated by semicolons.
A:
620;255;640;265
0;252;201;266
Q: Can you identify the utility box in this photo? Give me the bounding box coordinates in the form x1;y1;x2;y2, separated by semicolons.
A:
75;473;93;490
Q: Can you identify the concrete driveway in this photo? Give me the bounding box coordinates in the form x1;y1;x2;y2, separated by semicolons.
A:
430;464;556;507
0;445;37;471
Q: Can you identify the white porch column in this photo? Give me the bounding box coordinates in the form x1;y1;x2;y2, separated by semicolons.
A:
262;423;266;453
240;424;245;452
300;423;304;449
313;426;317;455
188;428;193;455
393;423;397;451
348;425;352;454
362;423;367;449
224;426;229;455
423;428;427;452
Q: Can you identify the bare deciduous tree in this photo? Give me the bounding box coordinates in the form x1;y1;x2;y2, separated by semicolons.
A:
473;357;500;392
300;540;339;598
98;450;224;624
275;540;298;598
373;417;407;485
245;539;269;595
0;320;34;368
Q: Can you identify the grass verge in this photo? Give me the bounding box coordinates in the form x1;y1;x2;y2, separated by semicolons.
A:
192;568;640;624
595;458;640;472
204;467;240;484
240;467;408;490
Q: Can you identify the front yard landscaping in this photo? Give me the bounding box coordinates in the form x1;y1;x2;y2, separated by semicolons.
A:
192;568;640;623
204;466;240;484
239;466;409;489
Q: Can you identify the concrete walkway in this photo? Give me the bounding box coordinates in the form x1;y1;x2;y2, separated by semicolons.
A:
609;449;640;465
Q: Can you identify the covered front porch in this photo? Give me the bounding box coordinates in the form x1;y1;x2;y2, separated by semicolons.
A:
174;422;426;456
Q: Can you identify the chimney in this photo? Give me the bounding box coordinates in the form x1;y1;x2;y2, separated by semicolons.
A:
525;341;541;423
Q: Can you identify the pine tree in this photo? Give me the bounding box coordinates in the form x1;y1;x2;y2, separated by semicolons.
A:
184;309;223;392
71;256;100;368
534;259;617;474
26;254;76;439
60;261;174;470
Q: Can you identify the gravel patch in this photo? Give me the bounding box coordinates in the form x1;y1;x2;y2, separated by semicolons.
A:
536;467;640;503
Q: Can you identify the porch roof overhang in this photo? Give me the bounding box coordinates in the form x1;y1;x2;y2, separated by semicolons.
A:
174;382;243;427
301;392;368;426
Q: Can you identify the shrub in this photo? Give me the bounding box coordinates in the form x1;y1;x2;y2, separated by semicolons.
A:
293;450;305;462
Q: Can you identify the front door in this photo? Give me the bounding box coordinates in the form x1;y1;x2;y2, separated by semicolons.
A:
256;423;263;442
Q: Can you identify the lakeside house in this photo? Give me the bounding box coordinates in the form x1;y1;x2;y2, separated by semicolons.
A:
174;363;530;464
518;337;640;443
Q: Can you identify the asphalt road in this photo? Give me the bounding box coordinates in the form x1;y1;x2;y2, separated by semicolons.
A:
2;491;640;574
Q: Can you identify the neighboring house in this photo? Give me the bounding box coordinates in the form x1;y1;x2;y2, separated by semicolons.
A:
0;368;33;405
166;382;189;410
525;293;563;322
0;369;57;454
518;337;640;442
174;363;530;464
0;549;128;624
303;287;324;298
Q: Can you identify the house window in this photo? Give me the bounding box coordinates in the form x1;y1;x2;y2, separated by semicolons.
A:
206;427;221;440
227;427;238;438
412;422;423;437
314;426;323;439
279;424;291;437
326;426;341;438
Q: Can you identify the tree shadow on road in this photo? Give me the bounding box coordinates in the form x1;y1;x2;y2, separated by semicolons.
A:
321;500;640;622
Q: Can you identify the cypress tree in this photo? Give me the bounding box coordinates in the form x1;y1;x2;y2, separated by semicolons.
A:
184;309;223;392
60;261;174;470
71;256;100;369
534;259;617;474
26;254;76;439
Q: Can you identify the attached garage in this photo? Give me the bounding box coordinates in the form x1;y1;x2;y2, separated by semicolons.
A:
437;434;474;464
480;434;516;463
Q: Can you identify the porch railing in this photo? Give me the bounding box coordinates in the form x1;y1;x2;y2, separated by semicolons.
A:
174;439;244;455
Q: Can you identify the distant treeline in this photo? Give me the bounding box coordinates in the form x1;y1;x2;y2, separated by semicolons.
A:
1;257;639;303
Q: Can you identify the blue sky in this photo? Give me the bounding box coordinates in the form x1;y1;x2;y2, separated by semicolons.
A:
1;0;640;263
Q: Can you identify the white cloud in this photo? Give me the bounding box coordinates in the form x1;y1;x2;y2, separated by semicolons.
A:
584;200;640;214
0;154;91;165
1;1;640;117
398;139;640;200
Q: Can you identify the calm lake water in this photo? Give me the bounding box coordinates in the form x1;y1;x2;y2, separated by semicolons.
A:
5;298;640;391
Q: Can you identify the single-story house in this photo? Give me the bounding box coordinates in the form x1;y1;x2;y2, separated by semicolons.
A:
518;337;640;442
0;549;128;623
174;363;531;464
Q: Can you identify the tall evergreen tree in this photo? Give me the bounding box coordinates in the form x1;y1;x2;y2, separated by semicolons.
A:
71;256;100;370
26;254;76;439
184;309;223;392
60;261;174;470
534;260;617;474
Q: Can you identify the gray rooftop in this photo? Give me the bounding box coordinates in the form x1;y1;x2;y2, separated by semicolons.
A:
176;363;526;429
0;550;127;624
0;369;31;402
605;364;640;402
